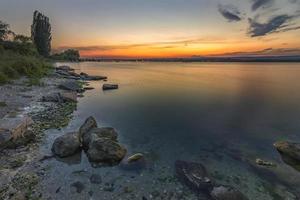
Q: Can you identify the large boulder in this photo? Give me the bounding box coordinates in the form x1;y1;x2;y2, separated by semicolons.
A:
42;92;77;103
52;132;81;158
210;185;248;200
86;137;126;164
175;160;214;193
79;116;97;140
274;141;300;171
82;127;118;148
56;65;74;72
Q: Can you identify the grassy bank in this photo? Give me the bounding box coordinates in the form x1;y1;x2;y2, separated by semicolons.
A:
0;44;52;85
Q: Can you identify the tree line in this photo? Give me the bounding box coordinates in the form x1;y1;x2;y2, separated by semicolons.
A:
0;10;79;61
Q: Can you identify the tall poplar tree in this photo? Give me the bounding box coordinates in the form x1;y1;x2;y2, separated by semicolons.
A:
31;11;52;57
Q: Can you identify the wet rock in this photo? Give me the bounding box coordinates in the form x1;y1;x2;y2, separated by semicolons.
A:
71;181;85;193
90;174;102;184
274;141;300;163
255;158;276;167
82;127;118;148
86;138;126;165
102;84;118;90
52;132;81;158
121;153;146;170
59;80;83;92
84;87;95;90
79;116;97;140
210;185;248;200
274;141;300;171
175;160;214;192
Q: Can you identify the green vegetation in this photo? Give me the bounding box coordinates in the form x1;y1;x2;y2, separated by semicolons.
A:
51;49;80;61
31;10;52;57
0;13;53;85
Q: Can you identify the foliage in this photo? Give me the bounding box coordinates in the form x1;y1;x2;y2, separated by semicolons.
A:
0;20;13;41
51;49;80;61
31;10;52;57
0;50;52;85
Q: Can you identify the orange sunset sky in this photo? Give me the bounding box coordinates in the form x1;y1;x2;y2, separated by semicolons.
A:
1;0;300;58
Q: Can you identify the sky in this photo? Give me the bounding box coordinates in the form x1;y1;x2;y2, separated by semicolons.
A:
1;0;300;58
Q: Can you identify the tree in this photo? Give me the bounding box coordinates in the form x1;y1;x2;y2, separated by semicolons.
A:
31;11;52;57
51;49;80;61
0;20;14;41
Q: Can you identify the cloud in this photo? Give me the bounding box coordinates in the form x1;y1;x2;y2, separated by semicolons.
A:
218;4;242;22
251;0;274;11
54;37;233;52
209;47;300;57
248;15;293;37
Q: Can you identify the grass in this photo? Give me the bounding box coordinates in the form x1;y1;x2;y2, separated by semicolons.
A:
0;48;53;85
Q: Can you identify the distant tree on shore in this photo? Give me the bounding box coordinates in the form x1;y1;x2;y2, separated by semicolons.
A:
0;20;14;41
51;49;80;61
31;11;52;57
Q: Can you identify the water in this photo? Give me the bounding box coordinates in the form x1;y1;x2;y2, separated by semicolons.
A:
39;62;300;199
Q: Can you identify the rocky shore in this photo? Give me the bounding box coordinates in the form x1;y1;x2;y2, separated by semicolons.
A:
0;65;109;199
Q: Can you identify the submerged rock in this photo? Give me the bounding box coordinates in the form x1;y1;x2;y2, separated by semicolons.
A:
255;158;276;167
82;127;118;148
86;138;126;164
210;185;248;200
175;160;214;192
121;153;146;170
71;181;85;193
102;84;118;90
52;132;81;158
274;141;300;171
90;174;102;184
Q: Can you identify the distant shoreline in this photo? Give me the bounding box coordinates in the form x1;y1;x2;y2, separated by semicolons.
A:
77;56;300;63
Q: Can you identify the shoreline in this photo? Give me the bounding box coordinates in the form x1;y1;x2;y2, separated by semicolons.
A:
0;65;99;199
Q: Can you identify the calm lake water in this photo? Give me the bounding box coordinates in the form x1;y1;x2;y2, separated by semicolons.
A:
39;62;300;200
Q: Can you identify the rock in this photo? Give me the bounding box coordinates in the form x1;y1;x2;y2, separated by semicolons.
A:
56;65;74;71
102;84;118;90
80;72;107;81
41;93;63;103
175;160;214;192
52;132;81;158
210;185;248;200
71;181;85;193
274;141;300;171
79;116;97;140
84;87;95;90
60;92;77;102
0;129;12;147
42;92;77;103
59;81;83;92
85;75;107;81
0;116;33;139
255;158;276;167
82;127;118;148
86;137;126;165
121;153;146;170
90;174;102;184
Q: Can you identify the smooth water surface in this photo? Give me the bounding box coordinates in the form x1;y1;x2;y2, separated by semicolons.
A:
40;62;300;200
